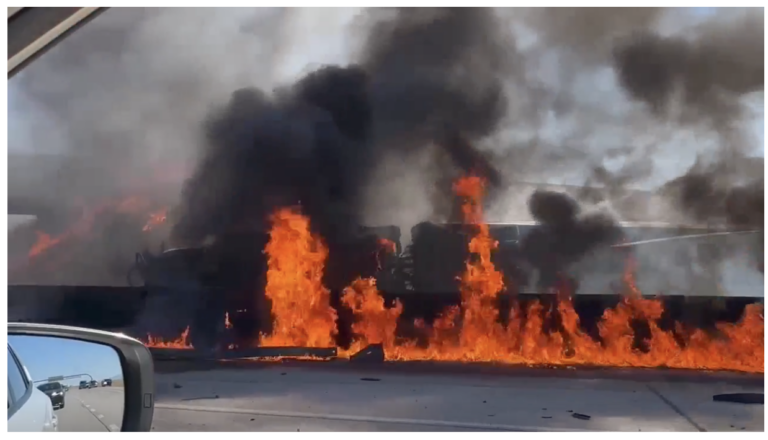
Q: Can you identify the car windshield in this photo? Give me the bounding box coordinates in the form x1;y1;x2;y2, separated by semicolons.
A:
38;382;62;392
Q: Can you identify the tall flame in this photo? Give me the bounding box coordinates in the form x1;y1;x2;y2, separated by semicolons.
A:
259;207;338;347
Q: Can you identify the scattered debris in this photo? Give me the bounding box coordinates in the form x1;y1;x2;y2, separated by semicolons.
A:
350;344;385;363
572;413;591;421
713;393;764;405
173;383;182;389
181;395;219;402
280;372;287;376
542;416;552;419
360;377;381;382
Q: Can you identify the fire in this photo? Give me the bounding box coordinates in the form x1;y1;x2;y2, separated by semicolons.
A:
337;175;763;372
252;355;331;363
378;238;397;254
144;326;193;349
258;207;338;347
21;195;165;262
340;277;403;356
131;176;762;374
375;238;397;270
142;207;168;232
28;232;63;258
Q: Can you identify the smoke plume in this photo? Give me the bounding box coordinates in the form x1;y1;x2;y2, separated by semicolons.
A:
611;11;763;229
172;8;513;245
518;190;624;289
8;7;764;289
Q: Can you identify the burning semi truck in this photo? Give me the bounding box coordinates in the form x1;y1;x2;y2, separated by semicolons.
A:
8;178;764;373
6;7;764;378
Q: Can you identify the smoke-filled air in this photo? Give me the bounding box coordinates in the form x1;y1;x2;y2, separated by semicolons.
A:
8;7;764;289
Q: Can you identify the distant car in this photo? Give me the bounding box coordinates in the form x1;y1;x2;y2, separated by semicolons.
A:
7;344;58;432
79;380;90;389
37;382;65;410
101;379;112;387
89;380;98;388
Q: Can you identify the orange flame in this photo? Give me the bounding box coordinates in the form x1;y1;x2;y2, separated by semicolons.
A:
376;238;397;270
144;326;193;349
337;175;764;372
258;207;338;347
131;177;762;374
28;232;64;258
378;238;397;254
340;277;403;357
142;207;168;232
23;196;164;262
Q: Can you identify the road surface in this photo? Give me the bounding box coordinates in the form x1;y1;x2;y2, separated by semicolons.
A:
150;362;764;432
56;387;124;432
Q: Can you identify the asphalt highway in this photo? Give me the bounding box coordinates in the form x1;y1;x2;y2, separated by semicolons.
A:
150;363;764;432
56;386;124;432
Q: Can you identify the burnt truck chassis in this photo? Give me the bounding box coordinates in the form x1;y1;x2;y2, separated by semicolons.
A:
7;222;764;361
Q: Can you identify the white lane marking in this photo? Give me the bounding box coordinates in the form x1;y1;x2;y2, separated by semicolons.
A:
155;403;573;432
90;408;96;412
108;424;120;432
98;414;104;419
85;405;90;408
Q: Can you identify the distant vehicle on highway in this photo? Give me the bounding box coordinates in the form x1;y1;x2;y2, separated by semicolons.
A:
7;343;58;431
37;382;65;410
79;380;90;389
89;380;98;388
101;378;112;387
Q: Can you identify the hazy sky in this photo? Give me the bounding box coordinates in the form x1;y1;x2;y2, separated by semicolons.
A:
9;335;123;385
6;7;763;196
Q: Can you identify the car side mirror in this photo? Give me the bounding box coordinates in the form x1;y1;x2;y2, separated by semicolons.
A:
7;323;155;432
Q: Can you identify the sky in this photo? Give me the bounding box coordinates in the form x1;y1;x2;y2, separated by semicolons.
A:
8;335;123;386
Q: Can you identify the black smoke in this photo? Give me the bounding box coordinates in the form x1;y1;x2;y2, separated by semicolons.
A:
518;190;624;289
171;8;512;246
612;13;764;230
